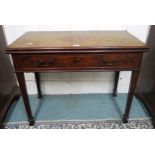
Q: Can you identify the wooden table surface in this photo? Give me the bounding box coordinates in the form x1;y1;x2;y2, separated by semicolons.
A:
7;31;147;51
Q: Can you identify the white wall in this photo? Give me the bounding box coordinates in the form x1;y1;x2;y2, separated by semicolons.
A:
3;25;150;94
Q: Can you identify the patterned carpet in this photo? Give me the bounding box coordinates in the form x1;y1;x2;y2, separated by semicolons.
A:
4;119;154;129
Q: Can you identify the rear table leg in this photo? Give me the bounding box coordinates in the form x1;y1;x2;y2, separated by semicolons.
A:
35;73;42;99
113;71;120;97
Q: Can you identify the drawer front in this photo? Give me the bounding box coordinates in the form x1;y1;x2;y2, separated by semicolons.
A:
13;53;142;71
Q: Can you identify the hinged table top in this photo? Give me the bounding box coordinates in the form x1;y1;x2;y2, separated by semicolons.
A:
6;31;148;52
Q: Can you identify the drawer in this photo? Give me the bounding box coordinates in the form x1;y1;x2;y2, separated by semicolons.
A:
12;53;142;71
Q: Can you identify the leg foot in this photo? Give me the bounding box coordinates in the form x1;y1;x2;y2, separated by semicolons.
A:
112;92;117;97
14;94;21;101
122;115;128;123
38;93;42;99
29;118;35;126
151;117;155;129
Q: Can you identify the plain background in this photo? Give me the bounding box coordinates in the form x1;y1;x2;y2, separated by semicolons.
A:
0;1;155;155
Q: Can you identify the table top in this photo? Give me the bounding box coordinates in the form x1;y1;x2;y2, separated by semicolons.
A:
6;31;148;52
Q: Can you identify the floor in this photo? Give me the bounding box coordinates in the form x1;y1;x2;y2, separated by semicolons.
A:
5;93;149;123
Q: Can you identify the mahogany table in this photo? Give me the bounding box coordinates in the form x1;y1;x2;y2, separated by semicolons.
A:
6;31;148;126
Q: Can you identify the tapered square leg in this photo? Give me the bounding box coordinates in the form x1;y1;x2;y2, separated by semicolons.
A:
122;70;140;123
112;71;120;97
35;73;42;98
16;72;35;126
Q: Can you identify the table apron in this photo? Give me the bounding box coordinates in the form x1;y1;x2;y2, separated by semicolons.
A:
12;53;143;72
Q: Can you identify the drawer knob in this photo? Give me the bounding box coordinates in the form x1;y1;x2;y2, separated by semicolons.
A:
36;60;54;67
73;57;81;64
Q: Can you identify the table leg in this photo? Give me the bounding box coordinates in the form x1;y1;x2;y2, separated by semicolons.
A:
122;70;140;123
112;71;120;97
35;73;42;98
16;72;35;126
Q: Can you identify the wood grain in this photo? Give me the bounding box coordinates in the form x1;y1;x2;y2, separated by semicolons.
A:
12;53;143;72
6;31;148;52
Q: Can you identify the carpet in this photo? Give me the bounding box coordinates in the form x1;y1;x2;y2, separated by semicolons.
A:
5;94;150;122
4;119;153;129
4;94;152;129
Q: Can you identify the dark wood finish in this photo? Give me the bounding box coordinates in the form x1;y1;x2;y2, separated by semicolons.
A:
16;72;35;126
0;26;20;128
136;26;155;126
123;70;140;123
12;53;142;72
6;31;148;125
113;71;120;97
6;31;148;51
35;73;42;98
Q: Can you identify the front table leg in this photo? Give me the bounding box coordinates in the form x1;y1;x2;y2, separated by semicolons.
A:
16;72;35;126
122;70;140;123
